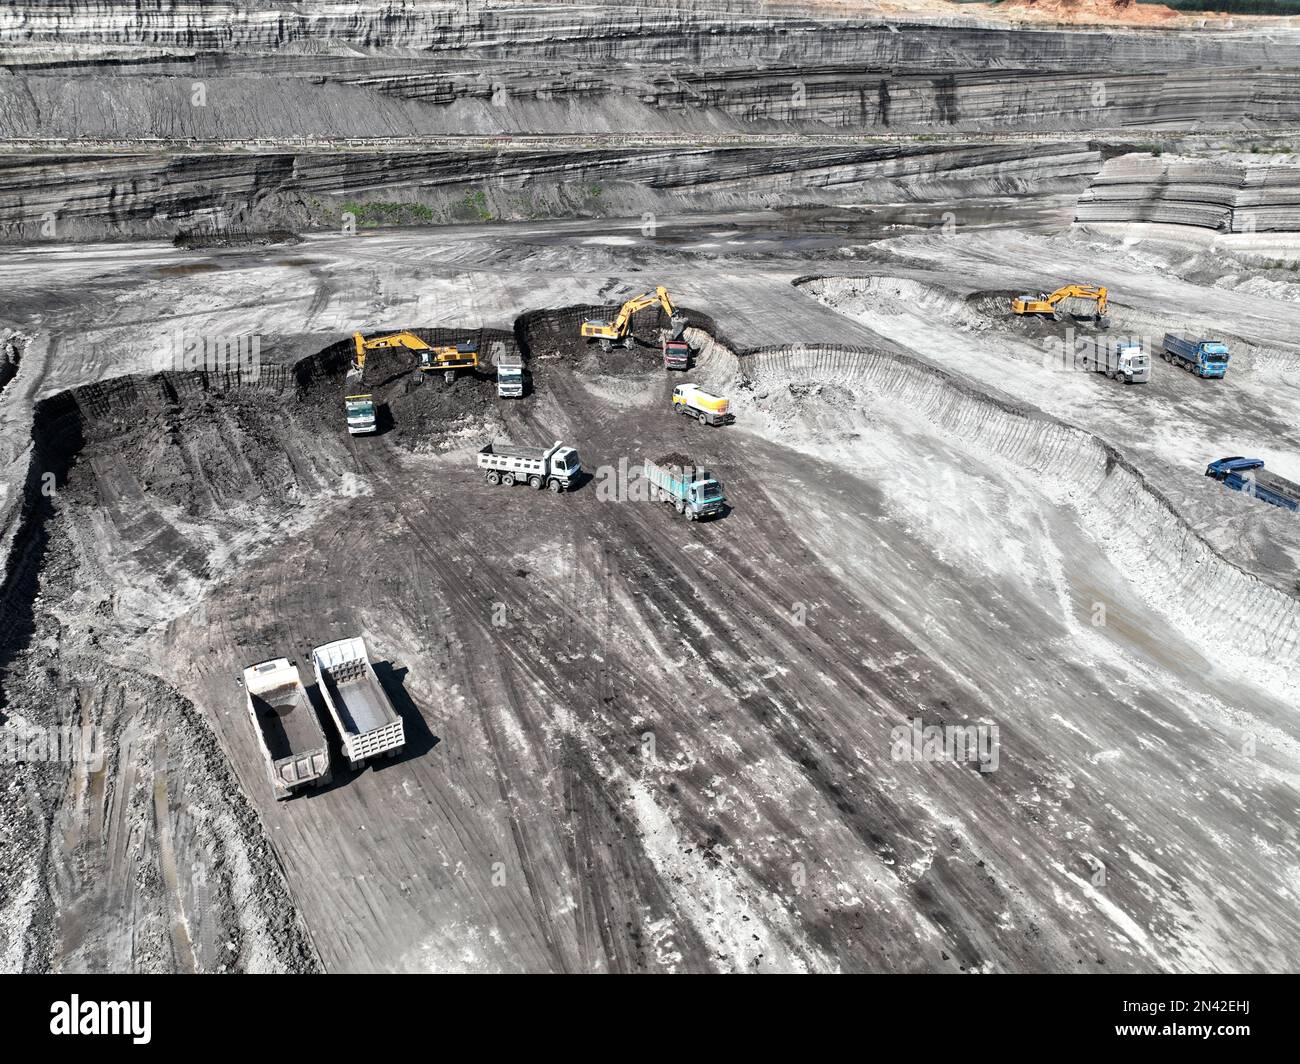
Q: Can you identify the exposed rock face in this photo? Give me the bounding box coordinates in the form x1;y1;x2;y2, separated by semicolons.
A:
1076;153;1300;232
6;2;1300;240
5;9;1300;141
0;143;1103;240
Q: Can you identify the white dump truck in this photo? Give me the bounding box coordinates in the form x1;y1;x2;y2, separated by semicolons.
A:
345;393;377;435
311;637;405;770
496;353;524;398
1083;340;1149;384
477;441;581;492
242;658;332;800
671;384;734;426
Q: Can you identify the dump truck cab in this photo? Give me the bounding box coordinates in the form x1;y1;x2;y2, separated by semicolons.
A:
345;394;377;435
663;338;691;370
496;353;524;397
1113;341;1148;383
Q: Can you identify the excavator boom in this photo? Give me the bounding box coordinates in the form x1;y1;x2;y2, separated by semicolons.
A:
350;330;433;373
1011;283;1109;324
581;285;682;344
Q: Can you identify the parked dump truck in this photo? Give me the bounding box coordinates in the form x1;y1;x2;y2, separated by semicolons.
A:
477;441;581;492
345;394;377;435
1162;333;1230;378
242;658;331;800
644;456;727;520
1083;340;1149;384
496;353;524;397
663;337;691;370
1205;457;1299;513
312;637;405;770
672;384;735;426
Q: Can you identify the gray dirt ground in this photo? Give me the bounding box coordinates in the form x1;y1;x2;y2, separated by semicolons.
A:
1;202;1299;972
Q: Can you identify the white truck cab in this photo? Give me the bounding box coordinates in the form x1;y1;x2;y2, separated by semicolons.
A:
345;394;377;434
496;353;524;398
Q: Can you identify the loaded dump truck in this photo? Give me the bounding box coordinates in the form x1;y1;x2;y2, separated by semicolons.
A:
242;658;332;800
477;441;581;492
345;394;377;435
312;637;405;770
644;456;727;520
1205;457;1299;513
496;353;524;398
1162;333;1230;378
1084;340;1148;384
672;384;734;426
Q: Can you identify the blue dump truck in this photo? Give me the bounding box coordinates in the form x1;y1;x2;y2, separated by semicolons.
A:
1162;333;1230;378
1205;457;1299;513
644;456;727;520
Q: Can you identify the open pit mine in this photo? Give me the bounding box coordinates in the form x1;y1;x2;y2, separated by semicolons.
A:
1;0;1299;991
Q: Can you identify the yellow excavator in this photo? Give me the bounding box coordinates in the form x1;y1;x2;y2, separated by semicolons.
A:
581;286;687;351
1011;284;1110;328
350;330;478;384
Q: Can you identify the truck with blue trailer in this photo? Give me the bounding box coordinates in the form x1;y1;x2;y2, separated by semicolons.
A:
643;456;727;520
1205;457;1299;513
1161;333;1230;378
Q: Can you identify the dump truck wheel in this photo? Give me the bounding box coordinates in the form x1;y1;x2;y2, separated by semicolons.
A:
502;472;515;486
529;475;543;490
485;471;500;485
675;500;686;515
548;479;562;493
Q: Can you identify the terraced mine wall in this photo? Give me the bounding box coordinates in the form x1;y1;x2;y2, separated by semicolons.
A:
4;4;1300;239
1076;153;1300;232
687;331;1300;694
0;143;1104;241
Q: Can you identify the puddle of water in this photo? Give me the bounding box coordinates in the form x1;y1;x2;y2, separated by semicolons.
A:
154;263;222;277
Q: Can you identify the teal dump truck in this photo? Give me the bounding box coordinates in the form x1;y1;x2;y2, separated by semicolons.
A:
1162;333;1230;378
643;457;727;520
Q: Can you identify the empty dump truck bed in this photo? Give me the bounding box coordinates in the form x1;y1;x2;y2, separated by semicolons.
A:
242;658;331;799
312;637;405;769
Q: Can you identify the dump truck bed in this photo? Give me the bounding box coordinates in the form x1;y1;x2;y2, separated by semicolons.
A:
312;637;405;766
1254;469;1300;501
323;669;395;733
481;442;548;461
250;681;323;761
242;658;331;796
